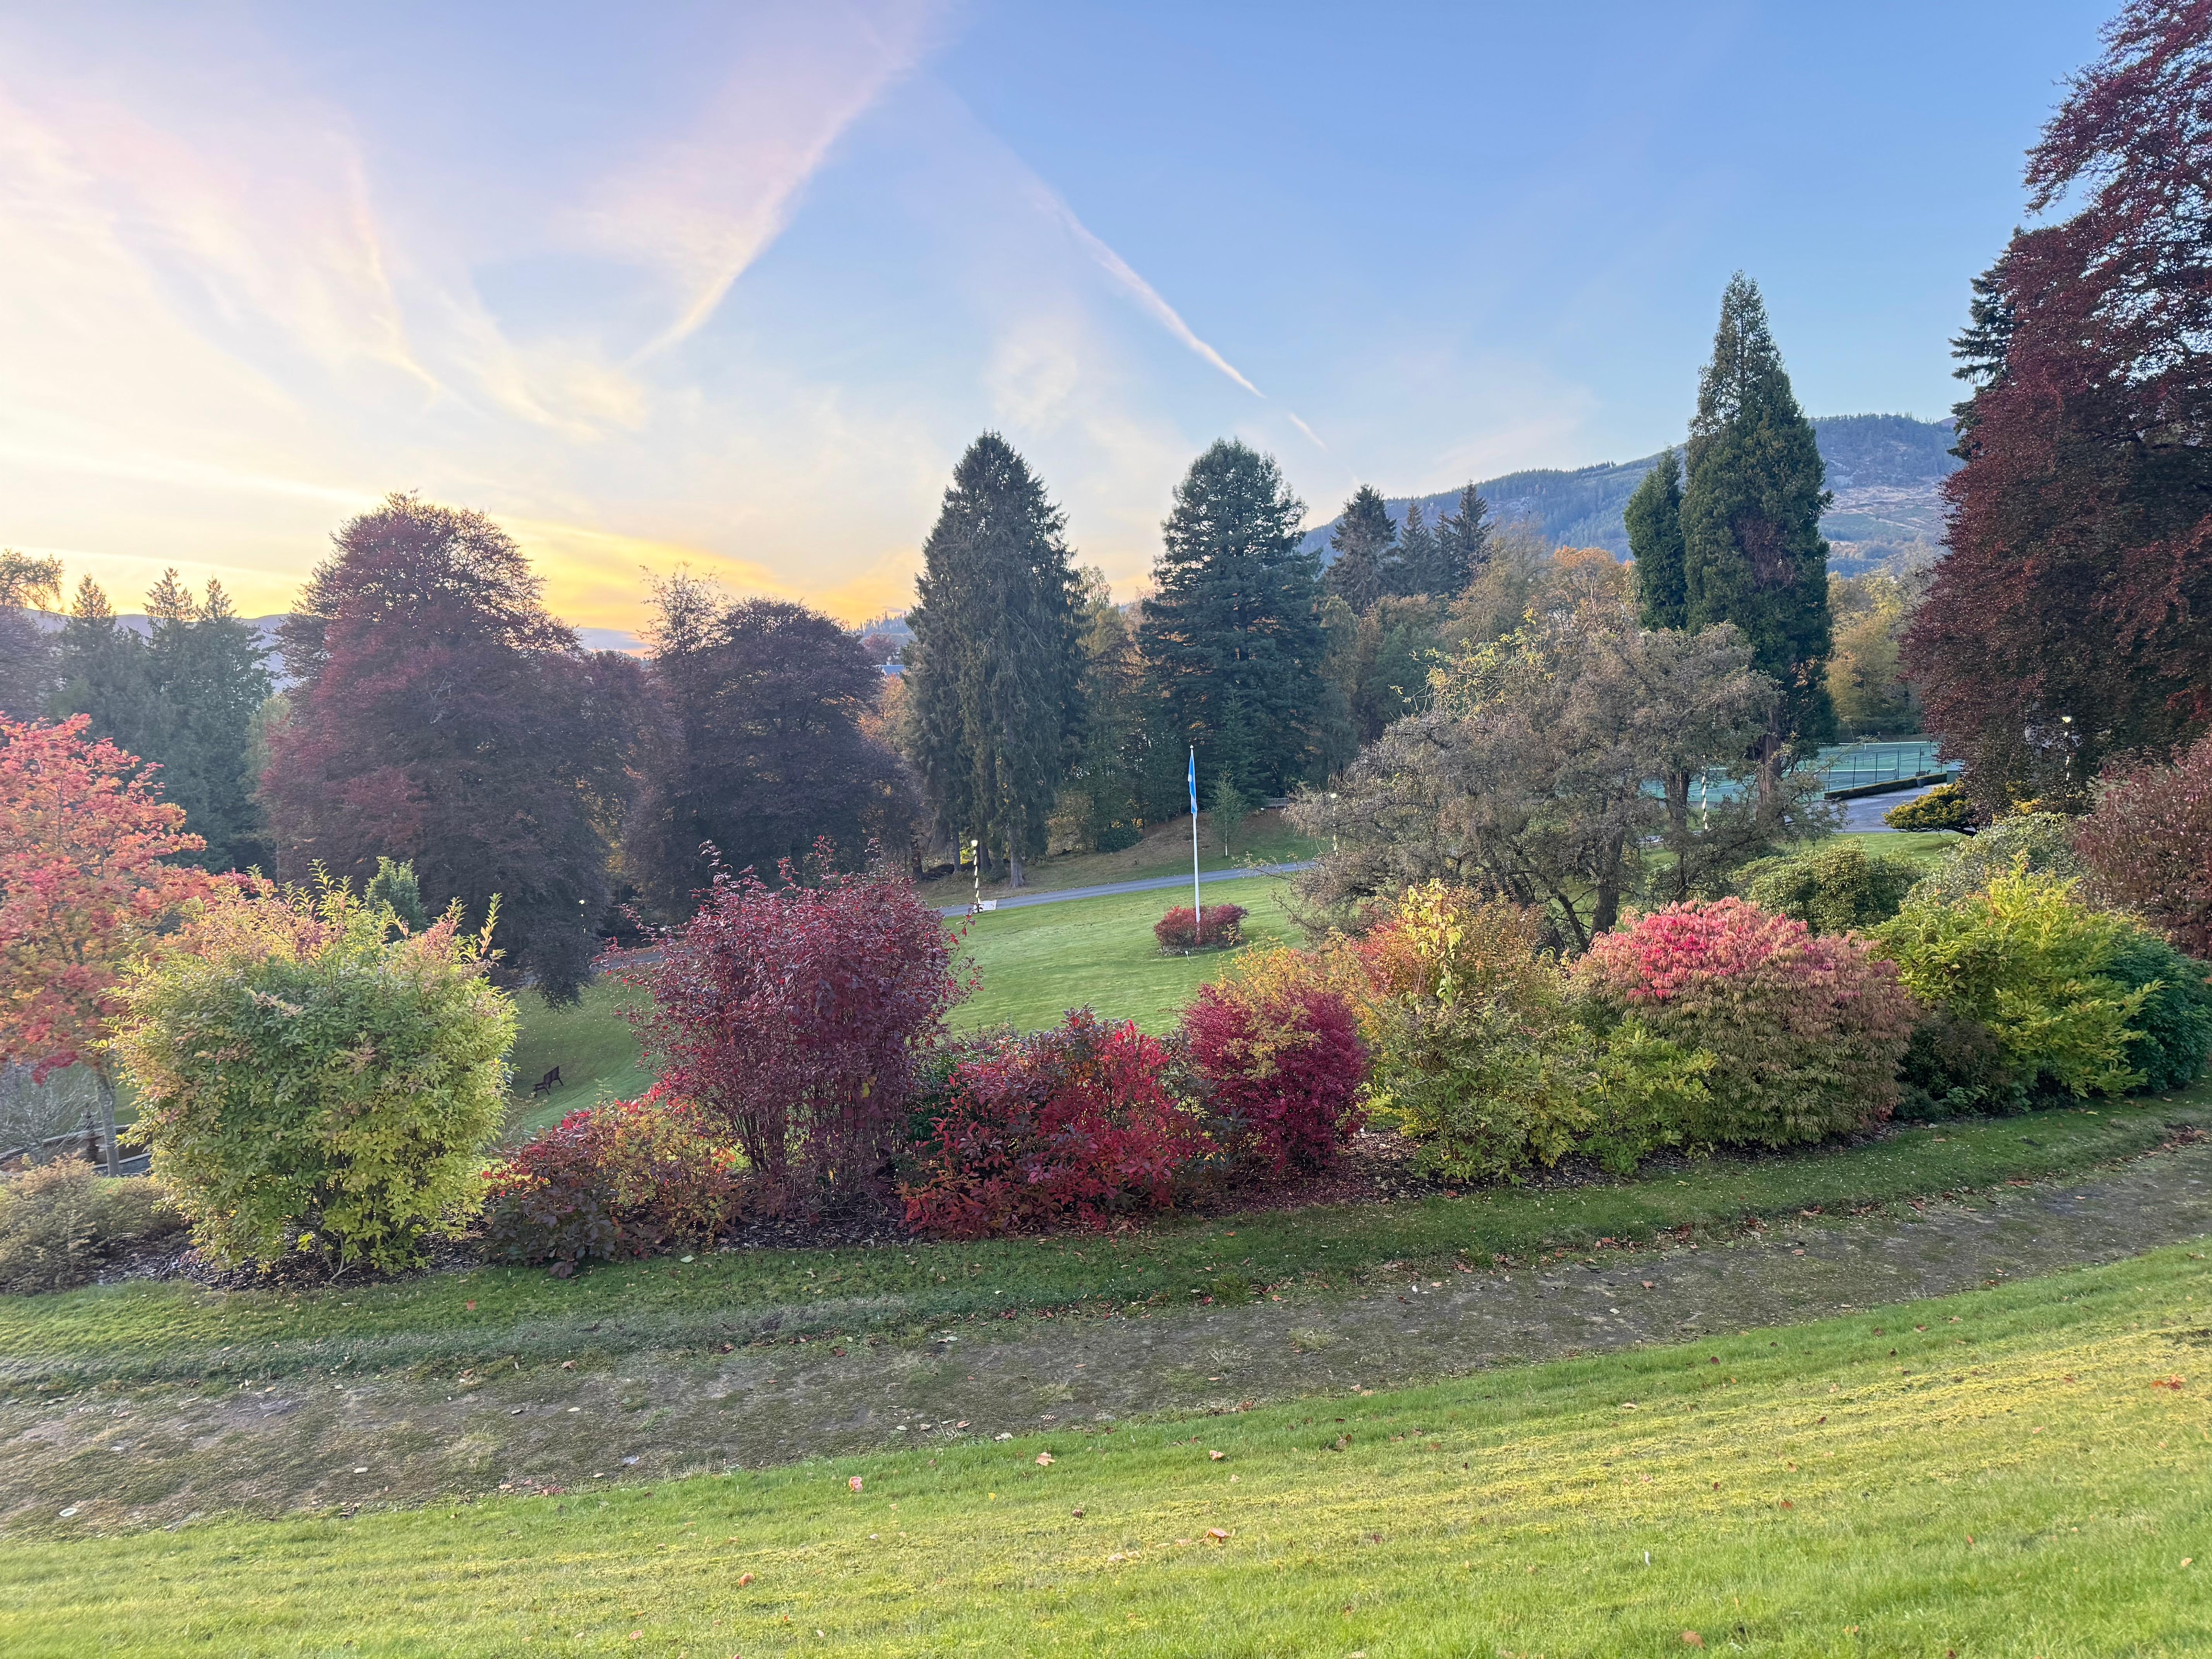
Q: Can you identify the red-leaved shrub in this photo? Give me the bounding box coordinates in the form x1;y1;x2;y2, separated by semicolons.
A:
1181;948;1367;1176
899;1010;1206;1238
2076;729;2212;957
482;1088;744;1270
608;844;965;1208
1154;903;1246;952
1575;898;1920;1146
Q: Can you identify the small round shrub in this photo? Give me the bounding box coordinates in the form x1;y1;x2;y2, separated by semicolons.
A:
1873;868;2147;1099
1181;947;1367;1177
2102;929;2212;1093
1577;898;1920;1147
1905;811;2081;909
1884;781;1978;834
1094;823;1143;853
482;1088;746;1271
1740;841;1923;933
899;1010;1205;1238
112;877;515;1271
0;1161;185;1294
1154;903;1246;953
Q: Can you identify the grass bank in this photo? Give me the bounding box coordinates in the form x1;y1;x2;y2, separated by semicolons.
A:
3;1243;2207;1654
3;1091;2202;1388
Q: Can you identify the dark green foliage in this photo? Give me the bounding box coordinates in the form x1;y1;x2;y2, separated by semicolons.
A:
1141;440;1329;799
2104;930;2212;1093
1094;823;1142;853
1431;484;1491;594
904;434;1084;887
1321;593;1444;746
1897;1007;2023;1119
1680;274;1837;748
365;856;430;933
1391;499;1438;599
1625;448;1687;629
1740;841;1923;934
50;571;273;872
1064;568;1152;851
1209;772;1251;854
1322;484;1398;611
0;552;61;720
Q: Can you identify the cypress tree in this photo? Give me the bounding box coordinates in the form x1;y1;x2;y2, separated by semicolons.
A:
1624;449;1687;629
1322;485;1398;612
1433;483;1491;593
1140;439;1327;798
904;433;1083;888
1680;274;1836;749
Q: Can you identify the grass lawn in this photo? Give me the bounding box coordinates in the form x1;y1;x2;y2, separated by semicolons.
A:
953;872;1300;1034
916;807;1322;906
501;980;652;1141
4;1091;2202;1389
3;1243;2206;1654
1829;829;1964;870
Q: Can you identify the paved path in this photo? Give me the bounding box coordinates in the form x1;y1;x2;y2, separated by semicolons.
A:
9;1139;2209;1530
936;861;1312;918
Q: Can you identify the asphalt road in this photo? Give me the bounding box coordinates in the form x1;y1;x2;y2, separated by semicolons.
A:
936;861;1313;918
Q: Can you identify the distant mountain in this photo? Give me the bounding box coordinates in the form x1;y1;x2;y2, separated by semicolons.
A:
1300;413;1958;576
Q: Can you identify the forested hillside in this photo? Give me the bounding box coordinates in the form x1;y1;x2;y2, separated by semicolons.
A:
1303;412;1957;569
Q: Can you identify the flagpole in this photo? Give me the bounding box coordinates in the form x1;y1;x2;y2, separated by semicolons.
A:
1189;747;1202;936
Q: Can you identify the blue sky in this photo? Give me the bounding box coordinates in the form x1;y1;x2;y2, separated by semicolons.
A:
0;0;2110;628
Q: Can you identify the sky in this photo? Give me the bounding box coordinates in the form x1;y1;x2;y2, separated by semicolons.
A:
0;0;2114;634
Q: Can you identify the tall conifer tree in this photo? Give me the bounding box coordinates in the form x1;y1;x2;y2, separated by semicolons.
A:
1625;449;1688;629
1140;439;1327;798
1432;483;1492;594
1680;274;1836;750
1322;484;1398;611
904;433;1083;888
1390;499;1438;596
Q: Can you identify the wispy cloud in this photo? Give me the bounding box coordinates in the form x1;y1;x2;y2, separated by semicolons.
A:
580;1;945;358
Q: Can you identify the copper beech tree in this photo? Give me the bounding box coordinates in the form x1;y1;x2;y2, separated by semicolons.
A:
0;716;212;1171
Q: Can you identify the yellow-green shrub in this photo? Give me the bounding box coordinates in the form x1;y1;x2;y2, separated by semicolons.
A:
112;878;516;1271
0;1161;185;1294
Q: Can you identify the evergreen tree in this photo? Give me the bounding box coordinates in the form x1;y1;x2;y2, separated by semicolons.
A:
1680;274;1836;751
1390;499;1439;597
51;577;148;755
1068;568;1149;847
0;551;61;719
365;855;431;933
1139;439;1328;798
1322;484;1398;611
140;572;273;872
1432;483;1492;593
1624;448;1687;629
903;433;1084;888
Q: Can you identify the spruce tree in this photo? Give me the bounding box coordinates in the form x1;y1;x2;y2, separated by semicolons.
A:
1322;484;1398;612
1680;274;1836;749
1139;439;1327;798
1432;483;1491;593
142;572;273;872
904;433;1084;887
0;551;62;719
1390;499;1438;597
1624;449;1687;629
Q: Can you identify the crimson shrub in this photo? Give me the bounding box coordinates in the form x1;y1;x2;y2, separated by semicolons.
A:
1180;949;1367;1176
899;1010;1206;1238
610;844;965;1209
1154;903;1245;952
2077;730;2212;957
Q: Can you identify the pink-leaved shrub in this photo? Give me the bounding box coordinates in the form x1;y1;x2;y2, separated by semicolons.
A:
1154;903;1246;952
1575;898;1920;1147
1180;948;1367;1176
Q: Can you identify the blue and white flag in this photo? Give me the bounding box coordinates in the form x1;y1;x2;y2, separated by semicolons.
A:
1188;747;1198;814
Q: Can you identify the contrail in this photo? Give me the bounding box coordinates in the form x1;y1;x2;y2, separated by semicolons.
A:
1038;185;1263;398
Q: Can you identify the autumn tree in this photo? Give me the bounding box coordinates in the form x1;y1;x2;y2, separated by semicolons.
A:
1681;275;1836;755
1905;0;2212;806
262;494;645;1002
1141;440;1329;799
626;575;914;916
1292;589;1809;949
903;434;1084;888
0;716;211;1172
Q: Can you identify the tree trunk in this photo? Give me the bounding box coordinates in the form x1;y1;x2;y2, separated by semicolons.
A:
1591;833;1627;938
1006;849;1025;890
1663;771;1692;903
96;1068;119;1178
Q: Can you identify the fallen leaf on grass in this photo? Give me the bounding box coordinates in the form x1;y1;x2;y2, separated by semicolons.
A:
738;1573;754;1587
1681;1632;1703;1647
1208;1450;1226;1461
1036;1453;1055;1467
849;1477;864;1492
1207;1528;1229;1542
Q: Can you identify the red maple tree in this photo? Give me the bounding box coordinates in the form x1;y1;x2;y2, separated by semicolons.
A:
1906;0;2212;804
0;716;212;1168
